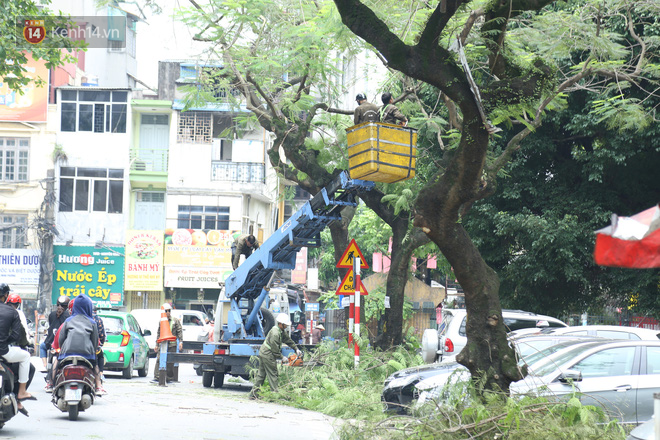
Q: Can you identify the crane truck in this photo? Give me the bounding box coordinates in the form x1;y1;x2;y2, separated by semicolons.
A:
169;171;374;388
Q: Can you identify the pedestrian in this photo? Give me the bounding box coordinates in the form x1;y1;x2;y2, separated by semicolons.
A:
249;313;302;399
354;93;380;125
380;92;408;126
0;283;33;416
151;303;183;383
92;304;107;394
311;324;324;344
41;295;70;372
231;234;260;270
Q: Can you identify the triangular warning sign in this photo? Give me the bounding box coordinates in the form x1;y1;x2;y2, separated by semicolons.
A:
335;270;368;295
336;239;369;269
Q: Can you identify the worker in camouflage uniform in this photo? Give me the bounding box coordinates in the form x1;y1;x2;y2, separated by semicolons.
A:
249;313;301;399
231;234;260;270
151;303;183;383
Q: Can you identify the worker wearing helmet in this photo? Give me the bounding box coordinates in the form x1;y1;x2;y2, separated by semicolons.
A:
151;302;183;383
249;313;302;399
41;295;70;391
6;293;31;348
354;93;380;125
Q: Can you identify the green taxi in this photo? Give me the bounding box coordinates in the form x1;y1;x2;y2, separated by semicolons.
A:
98;311;151;379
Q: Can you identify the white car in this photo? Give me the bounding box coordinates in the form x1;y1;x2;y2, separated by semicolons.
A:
171;309;210;344
421;308;568;362
514;324;660;341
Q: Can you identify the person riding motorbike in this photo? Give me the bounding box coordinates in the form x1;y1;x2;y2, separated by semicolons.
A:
6;293;31;349
56;295;98;375
0;283;33;416
41;295;70;391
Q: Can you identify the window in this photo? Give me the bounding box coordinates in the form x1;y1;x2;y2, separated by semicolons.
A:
59;167;124;213
0;138;29;182
177;112;212;144
1;215;27;248
60;90;128;133
571;347;636;378
177;205;229;230
212;139;232;161
646;346;660;374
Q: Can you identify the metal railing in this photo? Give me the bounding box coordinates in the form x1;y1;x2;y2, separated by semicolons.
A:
129;148;169;172
211;161;264;183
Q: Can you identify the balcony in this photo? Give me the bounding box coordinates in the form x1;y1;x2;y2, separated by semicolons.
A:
130;148;169;173
211;161;264;183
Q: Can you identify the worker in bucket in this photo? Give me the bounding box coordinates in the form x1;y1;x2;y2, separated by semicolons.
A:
249;313;302;399
353;93;380;125
231;234;260;270
380;92;408;126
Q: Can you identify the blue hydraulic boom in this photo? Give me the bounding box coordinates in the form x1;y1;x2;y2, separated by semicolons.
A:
221;171;374;340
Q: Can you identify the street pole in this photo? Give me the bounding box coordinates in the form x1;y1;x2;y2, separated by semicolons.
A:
354;256;360;368
37;170;56;314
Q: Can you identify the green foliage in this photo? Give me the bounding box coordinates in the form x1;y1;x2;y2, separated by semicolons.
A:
339;377;626;440
591;95;651;132
0;0;85;92
253;342;424;421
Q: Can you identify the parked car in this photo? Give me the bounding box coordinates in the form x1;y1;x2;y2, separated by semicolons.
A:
171;309;209;344
513;324;660;341
418;339;660;425
383;334;598;413
421;308;568;363
98;311;151;379
129;308;161;357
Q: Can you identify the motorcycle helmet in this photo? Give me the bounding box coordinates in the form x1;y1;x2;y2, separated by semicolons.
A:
68;297;75;312
0;283;9;296
56;295;70;308
355;93;366;102
6;293;21;305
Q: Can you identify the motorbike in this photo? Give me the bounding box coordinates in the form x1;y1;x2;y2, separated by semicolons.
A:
51;356;96;421
0;358;19;428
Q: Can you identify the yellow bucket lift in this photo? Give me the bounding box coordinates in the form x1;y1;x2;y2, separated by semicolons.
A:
346;122;417;183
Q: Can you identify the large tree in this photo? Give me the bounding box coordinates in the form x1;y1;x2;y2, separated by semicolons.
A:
332;0;660;393
1;0;83;91
180;0;428;346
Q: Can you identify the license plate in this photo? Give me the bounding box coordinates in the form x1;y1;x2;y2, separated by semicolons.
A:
65;389;82;401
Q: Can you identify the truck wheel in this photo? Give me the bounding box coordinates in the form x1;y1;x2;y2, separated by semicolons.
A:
260;308;275;335
195;365;203;376
202;371;213;388
213;372;224;388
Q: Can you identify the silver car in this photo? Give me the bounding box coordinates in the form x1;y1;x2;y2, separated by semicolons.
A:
417;339;660;425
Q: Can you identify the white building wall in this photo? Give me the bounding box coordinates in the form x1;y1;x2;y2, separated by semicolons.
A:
54;91;132;246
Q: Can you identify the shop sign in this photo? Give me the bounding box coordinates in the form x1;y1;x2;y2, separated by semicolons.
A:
0;249;40;284
125;230;164;291
164;266;234;289
52;245;124;307
164;229;237;267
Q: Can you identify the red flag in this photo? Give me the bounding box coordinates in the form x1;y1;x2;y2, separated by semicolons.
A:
594;204;660;268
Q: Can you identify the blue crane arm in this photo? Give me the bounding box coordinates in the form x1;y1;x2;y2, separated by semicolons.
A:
224;171;373;336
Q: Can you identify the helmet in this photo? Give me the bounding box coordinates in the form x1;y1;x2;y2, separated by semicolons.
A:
355;93;366;102
162;303;172;311
56;295;70;307
6;293;21;305
276;313;291;326
0;283;10;296
68;298;75;312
